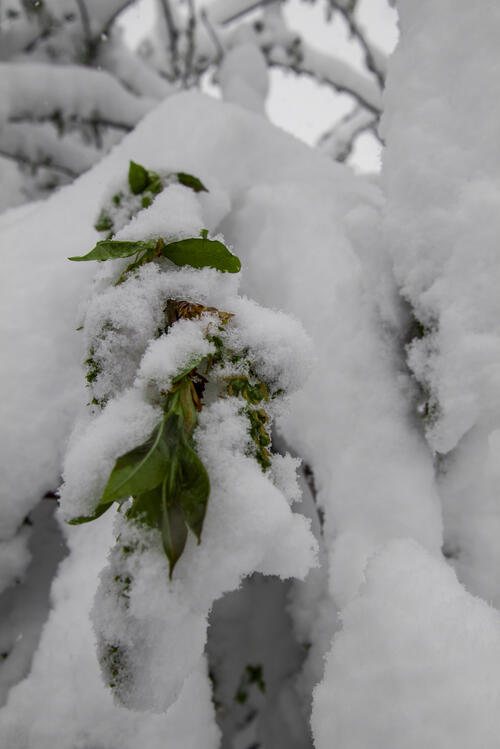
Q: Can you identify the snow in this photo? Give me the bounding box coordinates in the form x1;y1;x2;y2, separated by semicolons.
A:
380;0;500;609
219;42;269;114
312;539;500;749
2;2;500;742
0;63;154;129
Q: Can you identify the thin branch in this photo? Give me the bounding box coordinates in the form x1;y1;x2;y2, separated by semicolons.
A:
75;0;92;50
9;114;132;132
332;2;386;88
303;463;324;531
318;105;379;161
183;0;198;87
200;9;224;64
157;0;181;79
267;39;382;115
208;0;277;27
0;148;79;178
93;0;136;38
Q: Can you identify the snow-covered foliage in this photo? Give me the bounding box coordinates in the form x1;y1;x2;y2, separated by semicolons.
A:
1;1;500;747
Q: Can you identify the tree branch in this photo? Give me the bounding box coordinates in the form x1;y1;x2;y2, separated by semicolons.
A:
0;122;100;176
207;0;277;26
267;39;382;115
318;105;379;161
75;0;93;53
157;0;181;79
183;0;198;87
200;9;225;65
331;1;387;87
1;63;155;130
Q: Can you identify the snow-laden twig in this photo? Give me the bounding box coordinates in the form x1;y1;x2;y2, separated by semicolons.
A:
0;122;101;177
0;63;155;129
268;39;382;114
318;105;378;161
331;1;387;87
157;0;182;80
97;39;175;100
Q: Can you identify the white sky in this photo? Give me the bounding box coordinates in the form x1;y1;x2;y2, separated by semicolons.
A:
123;0;399;171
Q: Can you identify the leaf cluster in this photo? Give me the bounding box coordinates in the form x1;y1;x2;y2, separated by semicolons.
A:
226;376;272;470
69;230;241;281
91;161;208;238
71;374;210;579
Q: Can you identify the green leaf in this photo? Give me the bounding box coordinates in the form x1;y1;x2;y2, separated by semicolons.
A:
128;160;149;194
67;500;114;525
101;418;173;504
126;486;161;528
177;172;208;193
177;442;210;542
161;482;188;579
94;211;114;232
147;177;163;195
69;239;155;262
161;235;241;273
171;355;206;384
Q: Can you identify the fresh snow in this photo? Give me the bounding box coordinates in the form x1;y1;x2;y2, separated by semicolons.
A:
1;1;500;745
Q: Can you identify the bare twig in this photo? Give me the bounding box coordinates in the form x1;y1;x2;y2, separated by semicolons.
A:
75;0;93;53
9;114;132;132
318;105;379;161
0;148;79;178
157;0;181;79
183;0;198;87
331;1;386;88
303;462;324;531
208;0;277;26
268;40;382;115
200;9;224;65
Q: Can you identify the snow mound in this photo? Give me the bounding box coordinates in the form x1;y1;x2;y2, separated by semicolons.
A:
312;539;500;749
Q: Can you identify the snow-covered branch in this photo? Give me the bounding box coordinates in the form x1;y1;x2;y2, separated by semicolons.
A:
330;1;387;87
97;40;175;100
318;105;378;161
0;122;100;177
268;38;382;114
0;63;155;129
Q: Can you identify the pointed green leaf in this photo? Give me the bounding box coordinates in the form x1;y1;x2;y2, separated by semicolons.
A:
126;486;162;528
128;160;149;194
177;443;210;542
69;239;155;262
101;419;172;504
161;235;241;273
67;500;114;525
94;210;114;232
171;355;207;384
161;482;188;578
177;172;208;193
147;177;163;195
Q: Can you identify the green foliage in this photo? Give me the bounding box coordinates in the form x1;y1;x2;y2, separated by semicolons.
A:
94;210;114;233
84;350;101;383
70;231;241;277
161;232;241;273
226;376;272;470
68;160;277;582
69;239;156;262
177;172;208;193
128;160;150;195
90;163;210;242
75;374;210;578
